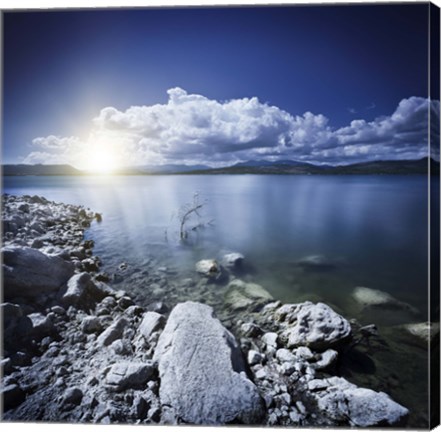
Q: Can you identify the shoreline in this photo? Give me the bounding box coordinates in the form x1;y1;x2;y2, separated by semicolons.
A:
0;193;422;426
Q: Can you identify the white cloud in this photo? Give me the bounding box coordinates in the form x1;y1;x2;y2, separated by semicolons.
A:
23;89;439;168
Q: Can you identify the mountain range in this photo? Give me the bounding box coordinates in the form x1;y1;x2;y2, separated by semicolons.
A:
2;158;439;176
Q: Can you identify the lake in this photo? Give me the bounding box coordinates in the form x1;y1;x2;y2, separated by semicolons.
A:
2;174;433;426
3;174;429;322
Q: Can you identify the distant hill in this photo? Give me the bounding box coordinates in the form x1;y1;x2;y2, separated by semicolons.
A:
2;164;83;176
184;157;439;175
2;158;438;176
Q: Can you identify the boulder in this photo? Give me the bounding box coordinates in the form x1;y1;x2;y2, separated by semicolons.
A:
60;272;108;309
225;279;273;310
105;361;155;391
352;287;419;315
195;259;222;280
154;301;264;425
2;246;74;300
309;376;408;427
278;302;351;350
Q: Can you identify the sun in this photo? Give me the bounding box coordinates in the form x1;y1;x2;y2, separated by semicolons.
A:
84;148;118;174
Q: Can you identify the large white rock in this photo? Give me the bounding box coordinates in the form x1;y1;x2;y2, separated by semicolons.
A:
309;376;409;427
153;301;264;425
278;302;351;350
2;246;74;299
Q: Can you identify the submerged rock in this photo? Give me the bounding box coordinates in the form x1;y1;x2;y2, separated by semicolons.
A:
225;279;273;310
2;246;74;300
154;301;265;425
352;286;419;315
400;321;440;343
296;254;337;271
195;259;222;280
221;252;245;270
277;302;351;350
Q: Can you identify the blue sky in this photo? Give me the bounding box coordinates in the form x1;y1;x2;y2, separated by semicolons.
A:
2;4;439;168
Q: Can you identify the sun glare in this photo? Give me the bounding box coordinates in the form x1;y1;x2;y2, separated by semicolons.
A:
85;148;118;174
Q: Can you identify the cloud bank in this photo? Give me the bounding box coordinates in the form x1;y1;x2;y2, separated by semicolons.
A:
23;88;439;168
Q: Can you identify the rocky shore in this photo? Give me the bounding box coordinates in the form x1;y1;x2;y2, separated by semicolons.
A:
1;194;411;426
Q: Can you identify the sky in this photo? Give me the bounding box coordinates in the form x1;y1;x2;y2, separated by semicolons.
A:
2;3;440;169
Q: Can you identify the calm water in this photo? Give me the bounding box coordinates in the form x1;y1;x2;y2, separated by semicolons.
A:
2;174;433;426
2;174;429;323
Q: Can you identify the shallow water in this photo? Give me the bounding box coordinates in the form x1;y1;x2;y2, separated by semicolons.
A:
2;174;432;427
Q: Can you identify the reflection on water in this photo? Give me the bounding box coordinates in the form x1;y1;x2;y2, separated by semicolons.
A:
3;174;429;320
3;174;431;427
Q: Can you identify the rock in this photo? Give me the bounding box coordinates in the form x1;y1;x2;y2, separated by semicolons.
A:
148;301;169;314
110;339;132;356
296;254;337;270
105;361;155;391
225;279;273;310
31;239;44;249
133;395;149;420
27;312;55;339
62;387;83;406
51;305;66;315
400;321;440;342
2;246;74;300
124;305;144;317
293;346;314;361
240;322;263;338
221;252;244;270
154;301;264;424
17;203;30;213
311;376;409;427
82;258;99;272
60;272;107;309
0;357;14;375
254;367;268;380
2;302;23;323
195;259;222;280
138;312;165;341
247;350;263;366
81;316;102;333
313;349;338;370
278;302;351;350
1;384;25;411
97;317;129;347
276;348;296;363
352;286;419;315
118;296;134;309
280;362;296;375
262;332;278;349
